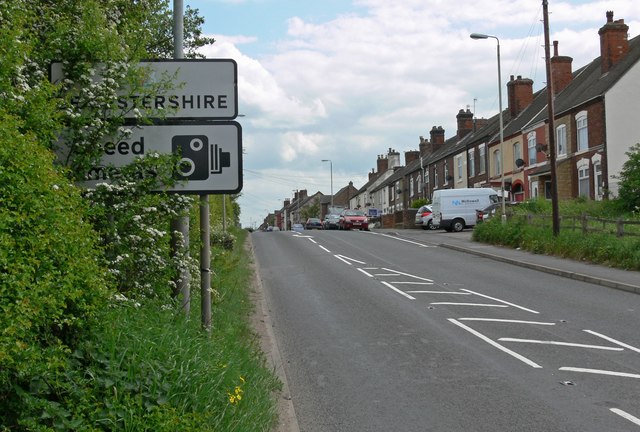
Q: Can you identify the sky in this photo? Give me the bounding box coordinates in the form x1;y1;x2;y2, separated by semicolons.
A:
185;0;639;229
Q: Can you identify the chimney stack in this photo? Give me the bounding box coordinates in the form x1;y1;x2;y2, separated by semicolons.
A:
599;11;629;74
404;150;420;165
456;109;473;139
550;41;573;95
430;126;445;145
376;154;389;173
507;75;533;117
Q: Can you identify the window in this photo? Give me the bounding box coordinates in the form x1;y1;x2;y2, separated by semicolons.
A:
594;162;603;200
410;177;414;197
424;169;429;190
468;148;476;177
592;154;603;200
556;124;567;157
576;111;588;151
479;144;486;173
527;132;537;165
493;149;501;176
457;156;463;180
577;159;590;198
417;174;422;193
513;142;522;167
434;168;439;188
443;161;449;184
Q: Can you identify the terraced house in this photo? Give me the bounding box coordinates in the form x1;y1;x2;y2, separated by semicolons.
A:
353;10;640;222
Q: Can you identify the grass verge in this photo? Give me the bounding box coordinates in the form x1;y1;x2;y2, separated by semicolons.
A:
44;227;282;432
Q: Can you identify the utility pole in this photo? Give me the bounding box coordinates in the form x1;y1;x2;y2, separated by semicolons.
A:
171;0;191;315
543;0;561;236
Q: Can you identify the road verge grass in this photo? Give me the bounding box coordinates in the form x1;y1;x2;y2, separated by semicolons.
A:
473;199;640;271
42;227;281;431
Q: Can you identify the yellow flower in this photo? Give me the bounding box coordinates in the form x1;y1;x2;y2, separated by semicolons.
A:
240;375;246;384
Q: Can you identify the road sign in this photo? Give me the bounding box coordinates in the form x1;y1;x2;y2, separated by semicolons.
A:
77;122;242;194
50;59;238;120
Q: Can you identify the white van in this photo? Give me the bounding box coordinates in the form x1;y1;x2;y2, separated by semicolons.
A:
431;188;499;232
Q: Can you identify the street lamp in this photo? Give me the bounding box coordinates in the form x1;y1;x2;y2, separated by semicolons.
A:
321;159;333;209
470;32;506;223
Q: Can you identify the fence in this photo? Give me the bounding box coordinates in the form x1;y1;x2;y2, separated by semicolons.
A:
520;213;640;238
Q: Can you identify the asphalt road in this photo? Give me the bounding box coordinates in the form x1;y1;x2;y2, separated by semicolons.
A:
252;229;640;432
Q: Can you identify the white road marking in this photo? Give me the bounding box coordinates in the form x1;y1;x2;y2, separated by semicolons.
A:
334;254;366;266
460;289;539;314
431;302;508;308
381;281;415;300
610;408;640;426
498;338;623;351
584;330;640;354
308;238;317;244
408;290;470;294
374;273;403;277
560;367;640;379
318;245;331;253
381;268;434;283
394;281;439;285
448;319;542;368
357;268;374;278
369;232;433;247
458;318;556;326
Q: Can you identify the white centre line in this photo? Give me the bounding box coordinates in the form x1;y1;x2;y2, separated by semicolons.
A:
394;281;438;285
370;232;433;247
334;254;367;266
498;338;623;351
357;268;374;278
584;330;640;354
381;268;434;282
560;367;640;379
308;238;317;244
460;289;539;314
431;302;509;308
610;408;640;426
449;319;542;368
318;245;331;253
381;281;415;300
408;290;470;294
458;318;556;326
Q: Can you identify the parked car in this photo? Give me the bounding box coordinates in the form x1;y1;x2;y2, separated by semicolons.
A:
292;223;305;232
476;201;519;224
323;214;340;230
305;217;323;230
338;209;369;231
414;205;437;230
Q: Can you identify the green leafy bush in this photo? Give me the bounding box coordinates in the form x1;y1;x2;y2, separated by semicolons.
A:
0;113;111;428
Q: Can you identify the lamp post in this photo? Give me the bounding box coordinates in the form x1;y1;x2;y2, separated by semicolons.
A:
321;159;333;210
470;32;506;223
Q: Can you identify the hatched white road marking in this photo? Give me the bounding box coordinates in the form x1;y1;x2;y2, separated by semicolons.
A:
460;289;539;314
458;318;556;325
610;408;640;426
432;302;508;308
449;319;542;368
381;281;416;300
560;367;640;379
584;330;640;354
498;338;623;351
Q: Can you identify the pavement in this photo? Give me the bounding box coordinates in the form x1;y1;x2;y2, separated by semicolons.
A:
372;227;640;294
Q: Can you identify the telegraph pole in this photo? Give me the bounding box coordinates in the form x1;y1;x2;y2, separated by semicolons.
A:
543;0;561;236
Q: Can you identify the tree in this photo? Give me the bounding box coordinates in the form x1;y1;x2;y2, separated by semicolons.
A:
301;198;321;220
616;143;640;213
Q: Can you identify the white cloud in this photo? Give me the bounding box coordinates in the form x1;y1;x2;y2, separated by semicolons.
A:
195;0;639;227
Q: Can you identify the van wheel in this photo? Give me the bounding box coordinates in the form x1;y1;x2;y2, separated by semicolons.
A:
452;219;465;232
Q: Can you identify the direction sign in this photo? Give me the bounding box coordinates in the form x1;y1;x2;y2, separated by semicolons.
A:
50;59;238;120
76;122;242;194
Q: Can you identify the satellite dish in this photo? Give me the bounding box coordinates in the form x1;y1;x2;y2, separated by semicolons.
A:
515;158;525;168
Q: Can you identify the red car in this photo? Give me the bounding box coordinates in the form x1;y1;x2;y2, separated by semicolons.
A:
338;209;369;231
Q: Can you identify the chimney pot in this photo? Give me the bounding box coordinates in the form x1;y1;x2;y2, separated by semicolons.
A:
553;40;559;56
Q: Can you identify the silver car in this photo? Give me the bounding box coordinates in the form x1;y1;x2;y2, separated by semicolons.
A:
414;205;437;230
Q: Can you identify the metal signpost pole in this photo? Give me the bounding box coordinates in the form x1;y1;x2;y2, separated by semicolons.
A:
172;0;191;316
